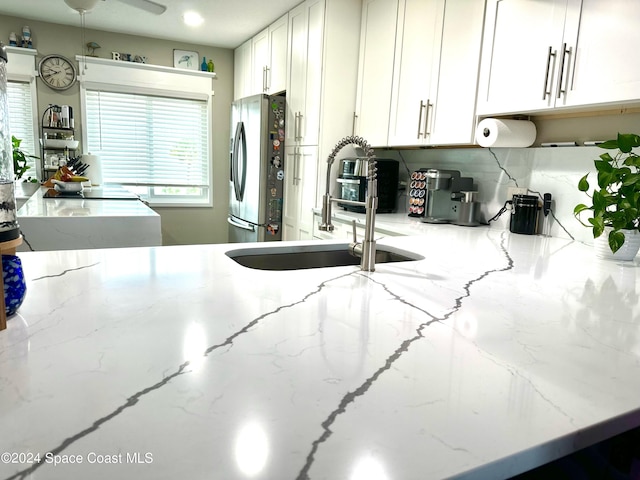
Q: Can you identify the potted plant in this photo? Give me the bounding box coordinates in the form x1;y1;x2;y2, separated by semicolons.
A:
574;133;640;258
12;135;39;183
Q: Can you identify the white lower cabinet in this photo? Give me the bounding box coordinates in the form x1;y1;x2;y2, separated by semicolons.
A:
283;146;318;241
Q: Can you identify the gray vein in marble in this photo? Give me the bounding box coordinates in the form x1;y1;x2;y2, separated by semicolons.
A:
30;263;100;281
2;271;355;480
296;233;515;480
488;147;521;188
18;230;34;251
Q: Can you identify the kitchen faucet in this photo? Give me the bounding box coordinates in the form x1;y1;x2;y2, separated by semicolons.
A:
319;136;378;272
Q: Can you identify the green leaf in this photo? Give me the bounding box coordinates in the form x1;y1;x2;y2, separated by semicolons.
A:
599;152;615;164
618;133;640;153
622;174;640;187
598;140;619;150
592;190;607;211
594;159;614;173
578;174;590;191
597;170;613;189
590;215;605;238
574;203;590;215
609;230;626;253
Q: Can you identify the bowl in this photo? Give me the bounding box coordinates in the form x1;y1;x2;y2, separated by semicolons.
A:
52;179;83;193
45;139;79;149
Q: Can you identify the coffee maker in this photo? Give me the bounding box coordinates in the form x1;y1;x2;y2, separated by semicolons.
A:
408;169;477;224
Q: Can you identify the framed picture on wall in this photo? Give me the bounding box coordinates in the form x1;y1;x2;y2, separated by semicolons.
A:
173;49;199;71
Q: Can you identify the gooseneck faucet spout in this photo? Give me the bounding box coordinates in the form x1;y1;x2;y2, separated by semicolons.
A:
319;136;377;271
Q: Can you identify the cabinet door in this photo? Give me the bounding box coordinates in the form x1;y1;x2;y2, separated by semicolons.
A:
297;146;318;239
388;0;444;146
301;0;324;146
282;147;300;240
286;3;309;144
563;0;640;107
233;39;252;100
477;0;569;115
354;0;399;147
251;28;269;94
267;14;288;94
286;0;325;146
283;146;318;240
429;0;486;145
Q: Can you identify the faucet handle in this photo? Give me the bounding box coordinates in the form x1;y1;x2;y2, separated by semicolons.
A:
351;220;358;244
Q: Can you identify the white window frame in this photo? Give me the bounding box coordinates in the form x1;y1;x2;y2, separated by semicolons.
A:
5;47;39;180
78;56;216;207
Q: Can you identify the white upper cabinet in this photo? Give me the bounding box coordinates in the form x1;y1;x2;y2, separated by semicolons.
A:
356;0;486;147
354;0;399;147
233;39;252;100
428;0;486;145
388;0;444;146
286;0;325;146
478;0;640;116
562;0;640;108
266;14;289;94
250;28;270;94
477;0;575;115
235;13;288;99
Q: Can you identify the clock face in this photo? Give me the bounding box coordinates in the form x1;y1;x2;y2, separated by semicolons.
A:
38;55;77;91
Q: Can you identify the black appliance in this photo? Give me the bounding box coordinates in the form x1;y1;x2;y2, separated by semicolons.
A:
510;194;540;234
337;158;399;213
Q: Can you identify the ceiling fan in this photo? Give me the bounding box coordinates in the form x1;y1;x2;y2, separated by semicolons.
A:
64;0;167;15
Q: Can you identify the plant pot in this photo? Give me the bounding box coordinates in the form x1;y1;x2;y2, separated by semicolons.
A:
594;228;640;261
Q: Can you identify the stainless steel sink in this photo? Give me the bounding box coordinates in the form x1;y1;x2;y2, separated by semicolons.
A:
225;243;422;270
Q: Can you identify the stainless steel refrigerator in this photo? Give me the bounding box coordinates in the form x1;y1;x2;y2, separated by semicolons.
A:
228;94;286;243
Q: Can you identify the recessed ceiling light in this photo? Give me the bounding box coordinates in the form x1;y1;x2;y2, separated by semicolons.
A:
183;11;204;27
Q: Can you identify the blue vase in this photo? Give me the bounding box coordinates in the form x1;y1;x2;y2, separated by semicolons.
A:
3;255;26;316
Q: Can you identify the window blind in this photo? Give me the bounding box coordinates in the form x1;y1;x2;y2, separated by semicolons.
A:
85;90;209;189
7;81;37;170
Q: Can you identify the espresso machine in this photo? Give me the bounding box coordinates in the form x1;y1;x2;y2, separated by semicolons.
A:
408;169;478;225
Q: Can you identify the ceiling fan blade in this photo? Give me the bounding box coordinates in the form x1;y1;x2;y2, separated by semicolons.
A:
115;0;166;15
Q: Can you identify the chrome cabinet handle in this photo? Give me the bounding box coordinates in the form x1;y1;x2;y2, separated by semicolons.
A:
417;100;425;138
265;66;271;92
556;43;571;99
293;148;300;184
296;113;304;141
542;46;557;100
424;99;433;137
263;66;268;92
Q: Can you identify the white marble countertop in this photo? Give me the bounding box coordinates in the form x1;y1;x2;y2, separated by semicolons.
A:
1;226;639;479
16;187;161;251
17;187;156;218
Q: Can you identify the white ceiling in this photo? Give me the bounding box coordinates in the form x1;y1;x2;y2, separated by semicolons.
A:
0;0;303;49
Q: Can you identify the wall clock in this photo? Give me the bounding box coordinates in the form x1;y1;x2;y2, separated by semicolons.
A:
38;54;78;91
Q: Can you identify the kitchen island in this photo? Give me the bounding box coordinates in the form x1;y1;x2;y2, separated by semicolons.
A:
1;223;639;479
16;186;162;251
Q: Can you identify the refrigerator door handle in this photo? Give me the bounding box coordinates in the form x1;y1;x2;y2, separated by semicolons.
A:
228;216;256;232
232;121;247;202
238;121;247;201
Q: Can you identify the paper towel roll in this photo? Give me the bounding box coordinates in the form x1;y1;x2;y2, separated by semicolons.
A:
476;118;536;148
82;154;103;186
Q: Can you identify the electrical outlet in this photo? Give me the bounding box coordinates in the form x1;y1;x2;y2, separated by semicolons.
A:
507;187;527;200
